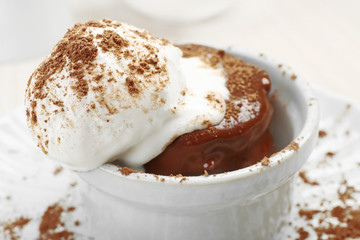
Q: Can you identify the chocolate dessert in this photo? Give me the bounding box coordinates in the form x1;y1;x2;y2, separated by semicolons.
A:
145;44;276;176
25;19;276;176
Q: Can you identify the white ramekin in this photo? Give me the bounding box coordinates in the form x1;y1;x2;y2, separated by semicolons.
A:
78;43;319;240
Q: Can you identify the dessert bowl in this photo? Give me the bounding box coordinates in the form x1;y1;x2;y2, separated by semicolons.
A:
78;43;319;240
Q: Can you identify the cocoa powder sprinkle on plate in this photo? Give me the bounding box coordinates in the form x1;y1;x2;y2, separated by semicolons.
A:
318;130;327;138
326;152;336;157
295;227;309;240
2;217;31;240
299;171;319;186
38;203;75;240
53;166;64;175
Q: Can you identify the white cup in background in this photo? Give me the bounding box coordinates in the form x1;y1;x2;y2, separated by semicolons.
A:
122;0;236;23
0;0;71;62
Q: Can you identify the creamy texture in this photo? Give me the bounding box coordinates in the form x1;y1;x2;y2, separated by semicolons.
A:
25;19;229;171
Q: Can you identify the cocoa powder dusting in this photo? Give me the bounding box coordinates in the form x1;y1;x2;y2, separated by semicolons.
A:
125;77;141;96
26;19;100;123
298;209;321;220
295;227;309;240
299;171;319;186
38;203;75;240
3;217;31;240
178;44;270;132
296;176;360;239
97;30;129;57
313;207;360;240
70;78;89;98
337;179;356;203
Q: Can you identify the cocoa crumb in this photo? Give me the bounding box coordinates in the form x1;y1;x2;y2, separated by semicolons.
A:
285;141;299;152
201;120;212;127
52;100;64;107
131;29;150;40
70;78;89;98
125;77;141;96
44;140;49;148
295;227;309;240
299;171;319;186
67;206;76;212
97;30;129;58
39;143;48;155
299;209;321;220
180;177;187;183
290;74;297;80
53;166;63;175
326;152;336;157
261;157;270;166
30;102;38;125
337;179;356;203
318;130;327;138
118;166;137;176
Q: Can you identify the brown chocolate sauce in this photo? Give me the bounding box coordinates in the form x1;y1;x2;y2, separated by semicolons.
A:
144;44;276;176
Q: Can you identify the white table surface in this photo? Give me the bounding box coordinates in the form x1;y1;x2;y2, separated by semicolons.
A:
1;0;360;117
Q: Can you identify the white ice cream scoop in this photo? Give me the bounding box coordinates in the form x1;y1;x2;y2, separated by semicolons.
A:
25;19;229;171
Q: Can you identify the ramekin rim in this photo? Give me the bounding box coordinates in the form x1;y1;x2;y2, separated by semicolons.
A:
94;42;320;186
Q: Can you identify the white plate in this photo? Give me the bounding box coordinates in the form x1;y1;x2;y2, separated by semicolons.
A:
0;86;359;239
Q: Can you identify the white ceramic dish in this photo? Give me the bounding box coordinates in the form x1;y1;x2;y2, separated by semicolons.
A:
77;44;320;240
2;85;359;239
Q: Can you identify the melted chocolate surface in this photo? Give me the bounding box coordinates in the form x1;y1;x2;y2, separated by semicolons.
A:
145;44;276;176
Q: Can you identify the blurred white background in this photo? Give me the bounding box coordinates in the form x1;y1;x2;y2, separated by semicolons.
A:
1;0;359;117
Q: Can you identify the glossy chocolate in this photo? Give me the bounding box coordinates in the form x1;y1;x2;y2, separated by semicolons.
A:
145;44;276;176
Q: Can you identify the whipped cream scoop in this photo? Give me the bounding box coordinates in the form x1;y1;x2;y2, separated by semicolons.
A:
25;19;229;171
